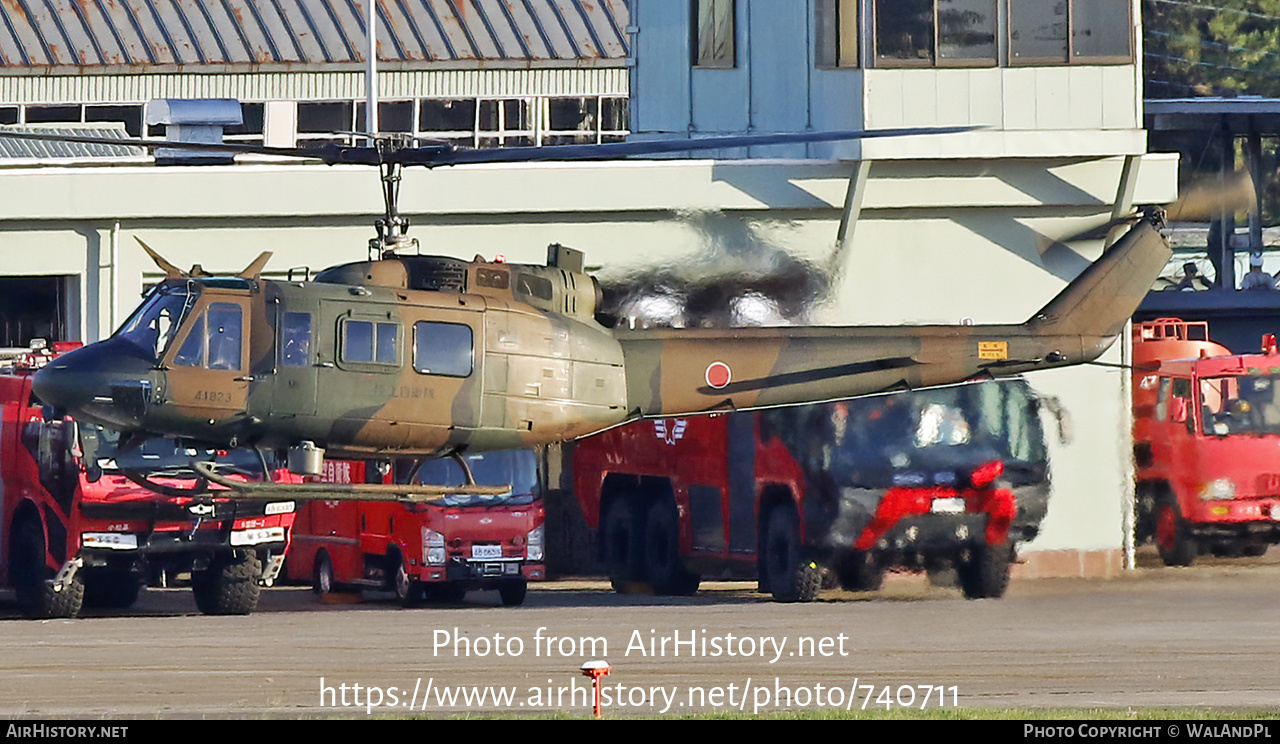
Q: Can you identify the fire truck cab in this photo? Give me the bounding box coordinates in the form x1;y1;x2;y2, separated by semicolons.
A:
287;450;545;606
1132;319;1280;564
0;343;298;618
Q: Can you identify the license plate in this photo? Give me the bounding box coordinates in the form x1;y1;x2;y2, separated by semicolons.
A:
472;544;502;559
930;498;965;514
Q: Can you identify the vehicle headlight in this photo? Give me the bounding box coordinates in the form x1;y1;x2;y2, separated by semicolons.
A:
526;524;544;562
1200;478;1236;501
423;528;446;565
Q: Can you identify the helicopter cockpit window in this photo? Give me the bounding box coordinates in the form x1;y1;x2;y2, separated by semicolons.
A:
115;286;196;361
172;303;243;371
280;312;312;366
413;321;473;378
342;320;399;366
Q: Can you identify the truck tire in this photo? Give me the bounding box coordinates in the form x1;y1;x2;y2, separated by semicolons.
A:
393;556;423;607
312;551;335;595
498;579;528;607
1242;544;1269;557
13;518;83;619
643;500;700;596
602;499;644;593
84;568;142;610
763;507;820;602
192;551;262;615
835;550;884;592
958;541;1012;599
1155;500;1197;567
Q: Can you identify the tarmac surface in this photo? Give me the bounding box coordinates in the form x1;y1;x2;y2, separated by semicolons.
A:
1;551;1277;718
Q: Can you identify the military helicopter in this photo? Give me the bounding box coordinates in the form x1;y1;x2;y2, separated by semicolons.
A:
3;123;1193;494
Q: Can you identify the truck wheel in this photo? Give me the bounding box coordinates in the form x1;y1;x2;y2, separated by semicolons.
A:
1242;544;1269;557
84;568;142;610
1155;500;1197;567
835;550;884;592
13;519;83;619
763;507;820;602
643;500;700;596
192;551;262;615
602;499;643;593
958;541;1012;599
498;579;528;606
312;552;335;596
393;558;423;607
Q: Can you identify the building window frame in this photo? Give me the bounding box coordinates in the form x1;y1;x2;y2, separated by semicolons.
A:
872;0;999;69
1008;0;1134;66
692;0;736;69
815;0;860;68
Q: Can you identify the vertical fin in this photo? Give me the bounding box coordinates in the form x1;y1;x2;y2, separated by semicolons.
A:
1025;214;1171;338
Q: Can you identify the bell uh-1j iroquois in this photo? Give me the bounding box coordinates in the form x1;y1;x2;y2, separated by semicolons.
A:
3;124;1193;495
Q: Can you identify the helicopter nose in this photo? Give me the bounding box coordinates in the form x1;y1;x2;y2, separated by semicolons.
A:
32;339;157;430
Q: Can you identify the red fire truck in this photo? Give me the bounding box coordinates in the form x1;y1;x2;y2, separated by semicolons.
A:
0;344;298;618
572;378;1056;601
1132;318;1280;564
286;450;545;606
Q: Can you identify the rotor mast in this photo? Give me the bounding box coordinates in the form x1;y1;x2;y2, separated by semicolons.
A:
364;0;416;259
371;151;415;258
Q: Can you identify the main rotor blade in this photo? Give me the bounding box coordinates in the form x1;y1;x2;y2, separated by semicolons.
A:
429;126;979;166
0;124;977;167
0;127;336;160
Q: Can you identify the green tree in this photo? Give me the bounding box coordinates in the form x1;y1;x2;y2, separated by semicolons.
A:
1144;1;1280;225
1144;0;1280;98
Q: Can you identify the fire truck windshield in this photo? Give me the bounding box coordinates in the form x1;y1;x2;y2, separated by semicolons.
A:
415;450;539;506
114;284;198;362
84;424;266;478
825;381;1048;486
1200;375;1280;436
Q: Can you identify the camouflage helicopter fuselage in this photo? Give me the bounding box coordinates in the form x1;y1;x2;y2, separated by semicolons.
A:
33;216;1171;459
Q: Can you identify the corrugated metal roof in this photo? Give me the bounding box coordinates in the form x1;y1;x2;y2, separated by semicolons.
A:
0;0;630;72
0;125;146;158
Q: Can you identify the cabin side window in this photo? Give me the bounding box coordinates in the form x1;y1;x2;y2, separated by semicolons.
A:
280;312;312;367
413;321;474;378
514;272;554;302
341;319;399;366
172;303;243;371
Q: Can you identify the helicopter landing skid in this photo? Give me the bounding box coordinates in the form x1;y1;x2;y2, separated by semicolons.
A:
191;462;511;503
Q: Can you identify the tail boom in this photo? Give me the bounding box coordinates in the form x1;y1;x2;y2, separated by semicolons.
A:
617;215;1170;417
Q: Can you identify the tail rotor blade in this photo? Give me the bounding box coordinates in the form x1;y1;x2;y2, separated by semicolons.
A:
1165;170;1256;222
